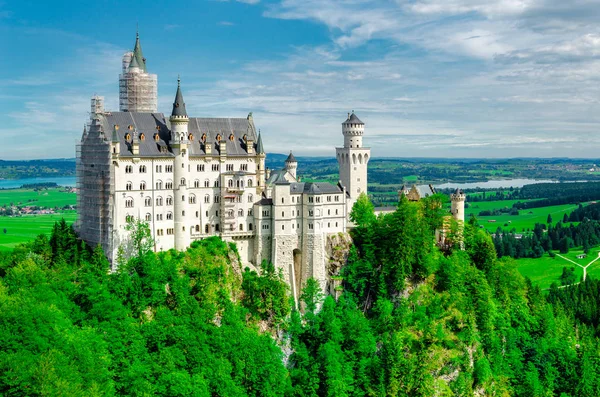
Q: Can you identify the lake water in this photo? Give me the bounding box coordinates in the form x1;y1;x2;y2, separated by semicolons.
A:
434;179;557;190
0;176;77;189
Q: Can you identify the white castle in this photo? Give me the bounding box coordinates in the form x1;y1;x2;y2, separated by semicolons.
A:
76;32;465;298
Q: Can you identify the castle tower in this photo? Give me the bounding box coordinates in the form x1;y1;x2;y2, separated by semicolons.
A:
336;111;370;210
170;77;190;250
256;132;266;194
285;151;297;179
450;188;466;223
119;30;158;112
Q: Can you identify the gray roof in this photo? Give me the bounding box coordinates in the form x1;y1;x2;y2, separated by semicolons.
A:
98;112;258;157
267;169;289;184
400;184;436;198
343;112;363;125
256;132;265;154
257;198;273;206
171;79;187;117
128;52;141;71
290;182;343;195
285;151;297;163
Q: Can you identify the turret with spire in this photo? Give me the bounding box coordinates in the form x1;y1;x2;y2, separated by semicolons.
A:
170;77;190;251
285;151;297;179
256;131;266;193
119;29;157;112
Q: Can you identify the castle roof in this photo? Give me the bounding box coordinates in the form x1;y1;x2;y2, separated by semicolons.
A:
289;182;344;195
171;78;187;118
285;151;297;163
128;52;141;71
256;132;265;154
132;31;147;72
343;111;363;125
97;112;258;158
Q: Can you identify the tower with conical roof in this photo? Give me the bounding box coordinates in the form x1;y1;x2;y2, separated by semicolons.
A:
450;188;466;223
119;30;157;112
170;77;190;250
256;131;267;193
285;151;297;179
336;111;370;210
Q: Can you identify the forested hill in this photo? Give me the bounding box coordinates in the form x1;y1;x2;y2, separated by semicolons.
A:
2;198;600;395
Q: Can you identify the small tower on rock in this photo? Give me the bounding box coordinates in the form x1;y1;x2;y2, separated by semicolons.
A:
450;188;466;223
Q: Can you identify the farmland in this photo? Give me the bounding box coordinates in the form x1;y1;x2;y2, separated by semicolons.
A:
0;187;77;250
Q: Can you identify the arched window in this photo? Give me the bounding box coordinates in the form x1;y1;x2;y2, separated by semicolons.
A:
228;179;234;188
167;212;173;220
180;178;186;186
125;165;132;173
140;181;146;190
204;194;210;203
204;179;210;187
125;197;134;208
156;196;163;206
166;196;173;206
195;225;200;232
145;197;151;206
194;179;200;188
248;194;253;203
126;182;132;191
189;195;196;204
249;223;253;231
188;133;194;141
205;224;210;233
125;214;133;222
247;179;253;187
145;213;151;221
214;180;219;188
125;133;131;141
239;224;244;231
166;180;173;189
139;165;146;173
238;209;244;217
140;133;145;141
154;133;160;142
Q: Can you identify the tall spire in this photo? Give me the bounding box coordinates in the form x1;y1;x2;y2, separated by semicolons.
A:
171;76;188;118
256;131;265;154
132;29;147;72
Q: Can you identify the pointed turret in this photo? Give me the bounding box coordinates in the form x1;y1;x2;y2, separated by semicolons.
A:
285;151;298;179
132;30;147;72
128;52;141;73
285;151;296;163
171;77;188;118
256;132;265;154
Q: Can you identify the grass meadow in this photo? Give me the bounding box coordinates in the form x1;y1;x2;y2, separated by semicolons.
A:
516;247;600;290
0;188;76;208
0;212;77;251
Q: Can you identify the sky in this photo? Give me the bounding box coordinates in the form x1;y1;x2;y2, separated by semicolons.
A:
1;0;600;160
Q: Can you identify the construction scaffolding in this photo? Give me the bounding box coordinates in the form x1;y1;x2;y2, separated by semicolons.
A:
119;52;158;113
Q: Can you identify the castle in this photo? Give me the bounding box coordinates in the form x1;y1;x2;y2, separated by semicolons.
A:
76;32;465;298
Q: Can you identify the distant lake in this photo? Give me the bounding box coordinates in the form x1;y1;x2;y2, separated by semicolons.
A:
434;179;557;190
0;176;76;189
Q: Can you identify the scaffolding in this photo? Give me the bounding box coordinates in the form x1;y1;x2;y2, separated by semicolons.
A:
118;52;157;113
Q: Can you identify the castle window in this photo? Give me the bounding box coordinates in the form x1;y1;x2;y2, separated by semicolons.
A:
239;224;244;231
125;133;131;141
126;215;134;222
205;224;210;233
180;178;186;186
327;196;331;202
335;195;339;202
316;197;321;203
197;164;205;172
248;208;253;216
226;164;234;171
188;133;194;141
204;179;210;187
240;164;248;171
154;133;160;142
156;165;162;173
156;196;163;206
216;224;220;232
166;196;173;206
328;222;331;228
125;165;133;173
336;222;338;227
165;181;173;189
282;225;285;230
167;212;173;220
166;165;173;173
228;179;234;188
196;211;199;218
214;196;220;203
238;209;244;217
249;223;253;231
182;195;185;202
139;165;146;173
145;213;151;221
157;214;163;221
336;209;339;215
214;180;219;188
204;195;210;203
189;195;196;204
309;210;314;217
140;133;145;141
216;134;221;142
156;180;163;189
248;179;253;187
309;197;314;203
212;164;219;171
229;133;235;141
248;194;253;203
126;182;132;191
125;198;134;208
281;211;284;217
201;133;207;143
328;210;330;215
292;223;295;229
308;223;314;230
237;180;244;188
182;211;185;216
281;198;284;204
145;197;151;206
140;182;146;190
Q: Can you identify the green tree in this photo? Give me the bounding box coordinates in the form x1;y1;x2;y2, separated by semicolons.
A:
349;192;376;227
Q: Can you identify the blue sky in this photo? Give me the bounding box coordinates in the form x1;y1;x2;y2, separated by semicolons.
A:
2;0;600;159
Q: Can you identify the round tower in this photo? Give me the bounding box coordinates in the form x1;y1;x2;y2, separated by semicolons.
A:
285;151;297;179
342;110;365;148
170;77;190;251
450;188;466;223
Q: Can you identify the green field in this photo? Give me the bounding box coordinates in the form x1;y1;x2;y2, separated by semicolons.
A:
466;200;579;232
0;212;77;251
516;248;600;290
0;188;76;208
